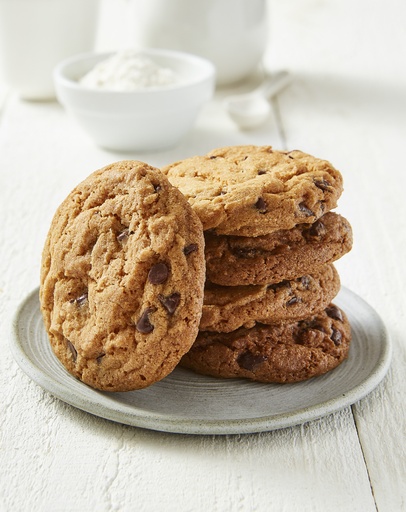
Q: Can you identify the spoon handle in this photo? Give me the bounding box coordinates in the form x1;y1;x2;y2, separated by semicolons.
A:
259;70;291;98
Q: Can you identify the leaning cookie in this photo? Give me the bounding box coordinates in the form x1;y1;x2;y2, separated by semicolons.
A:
40;160;205;391
162;145;343;236
205;212;352;286
181;305;351;383
200;264;340;332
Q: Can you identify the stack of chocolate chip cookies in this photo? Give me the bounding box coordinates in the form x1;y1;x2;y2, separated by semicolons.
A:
162;145;353;383
40;146;353;392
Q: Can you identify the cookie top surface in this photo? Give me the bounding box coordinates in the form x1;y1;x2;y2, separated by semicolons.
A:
40;160;205;391
162;145;343;236
205;212;353;286
201;264;340;332
182;304;351;383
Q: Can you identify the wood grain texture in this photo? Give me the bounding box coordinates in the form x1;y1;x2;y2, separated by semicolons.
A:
1;0;405;510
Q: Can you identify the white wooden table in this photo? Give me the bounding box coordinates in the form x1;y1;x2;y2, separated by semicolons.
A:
1;0;405;510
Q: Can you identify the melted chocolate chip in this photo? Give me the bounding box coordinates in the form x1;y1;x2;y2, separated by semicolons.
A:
70;293;88;306
286;296;300;306
96;354;105;365
314;179;332;191
326;305;343;321
183;243;198;255
298;203;314;217
117;229;129;242
300;275;311;289
312;324;326;333
148;262;169;285
255;197;267;213
331;329;342;345
67;341;77;362
159;292;181;315
237;352;266;371
136;307;156;333
308;220;326;237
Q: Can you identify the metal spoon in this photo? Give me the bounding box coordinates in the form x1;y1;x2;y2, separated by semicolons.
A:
224;70;291;129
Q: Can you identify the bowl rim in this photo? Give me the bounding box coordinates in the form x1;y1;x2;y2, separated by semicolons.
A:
54;48;216;95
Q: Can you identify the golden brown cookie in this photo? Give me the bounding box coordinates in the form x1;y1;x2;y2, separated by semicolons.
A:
181;305;351;383
162;145;343;236
201;264;340;332
205;212;352;286
40;160;205;391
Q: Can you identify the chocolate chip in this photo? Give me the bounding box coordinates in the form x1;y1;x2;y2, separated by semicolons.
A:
326;305;343;321
286;296;300;306
237;352;266;371
257;169;266;175
254;197;267;213
117;228;129;242
96;354;105;365
308;219;326;237
136;307;156;333
70;293;88;306
209;155;218;159
67;340;77;362
148;262;169;284
300;275;311;289
159;293;180;315
314;179;331;191
298;203;314;217
183;243;198;255
153;183;162;192
331;329;342;345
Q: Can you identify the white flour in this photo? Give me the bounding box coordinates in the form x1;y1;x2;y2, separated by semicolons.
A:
79;50;179;91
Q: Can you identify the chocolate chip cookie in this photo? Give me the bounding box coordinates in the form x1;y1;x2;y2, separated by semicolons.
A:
162;145;343;236
40;160;205;391
181;305;351;383
205;212;352;286
201;264;340;332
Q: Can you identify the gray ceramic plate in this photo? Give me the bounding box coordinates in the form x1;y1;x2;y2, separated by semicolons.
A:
10;287;391;435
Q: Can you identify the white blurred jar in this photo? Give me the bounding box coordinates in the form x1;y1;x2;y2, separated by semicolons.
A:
129;0;269;86
0;0;100;100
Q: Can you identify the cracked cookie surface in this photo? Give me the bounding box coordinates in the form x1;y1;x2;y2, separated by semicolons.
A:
182;304;351;383
162;145;343;236
40;160;205;391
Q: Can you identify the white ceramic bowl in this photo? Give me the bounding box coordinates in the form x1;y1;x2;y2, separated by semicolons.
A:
53;49;216;152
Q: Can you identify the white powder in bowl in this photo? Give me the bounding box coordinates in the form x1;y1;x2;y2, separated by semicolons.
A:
79;50;179;91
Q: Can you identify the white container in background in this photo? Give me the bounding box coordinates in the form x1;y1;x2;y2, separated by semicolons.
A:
54;49;215;151
129;0;269;86
0;0;100;100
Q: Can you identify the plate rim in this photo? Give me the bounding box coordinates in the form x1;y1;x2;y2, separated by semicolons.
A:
9;287;392;435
